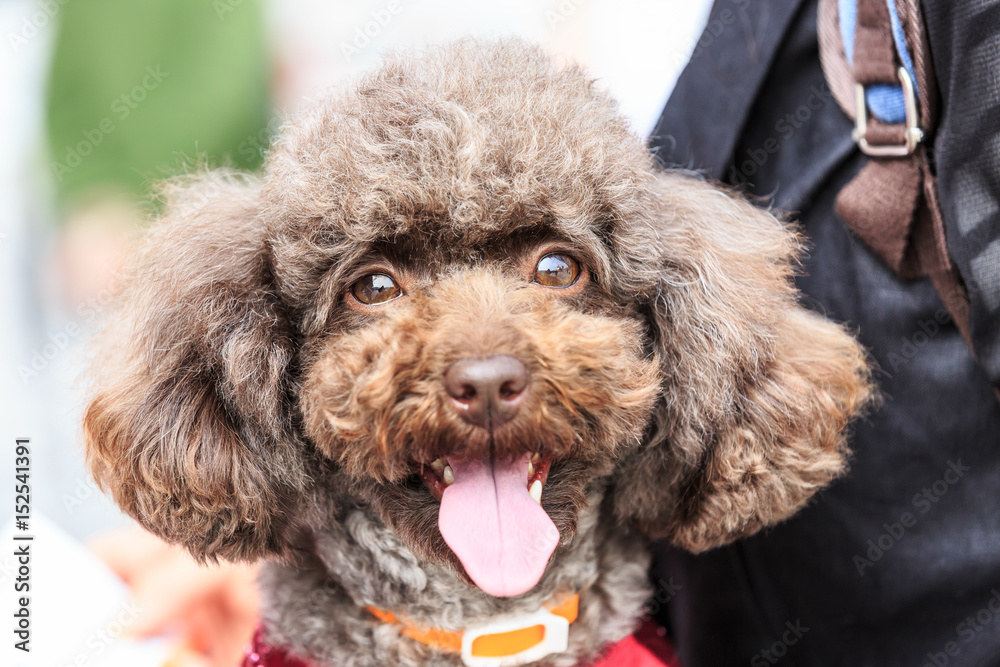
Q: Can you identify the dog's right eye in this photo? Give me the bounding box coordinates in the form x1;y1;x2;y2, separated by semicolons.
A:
351;273;403;305
533;253;580;288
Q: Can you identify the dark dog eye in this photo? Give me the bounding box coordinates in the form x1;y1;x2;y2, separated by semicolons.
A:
533;253;579;288
351;274;402;304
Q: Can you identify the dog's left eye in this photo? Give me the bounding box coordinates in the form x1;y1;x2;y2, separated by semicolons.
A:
351;273;403;305
533;253;580;288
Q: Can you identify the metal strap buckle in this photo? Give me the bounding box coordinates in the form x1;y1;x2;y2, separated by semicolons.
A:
852;66;924;157
459;607;570;667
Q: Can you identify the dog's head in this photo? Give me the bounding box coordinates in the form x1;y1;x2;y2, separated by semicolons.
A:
84;40;871;597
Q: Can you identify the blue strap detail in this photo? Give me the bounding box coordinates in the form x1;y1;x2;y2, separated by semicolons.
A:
838;0;919;124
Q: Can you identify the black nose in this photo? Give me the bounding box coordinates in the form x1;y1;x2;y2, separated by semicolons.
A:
444;355;528;429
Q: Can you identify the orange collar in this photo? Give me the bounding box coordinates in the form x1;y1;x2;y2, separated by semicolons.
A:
366;594;579;667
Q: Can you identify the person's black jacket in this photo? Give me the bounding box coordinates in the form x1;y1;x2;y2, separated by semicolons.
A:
649;1;1000;665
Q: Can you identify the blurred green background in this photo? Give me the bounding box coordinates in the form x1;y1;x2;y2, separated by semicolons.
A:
45;0;271;207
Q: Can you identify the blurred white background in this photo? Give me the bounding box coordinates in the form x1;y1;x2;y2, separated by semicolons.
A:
267;0;713;135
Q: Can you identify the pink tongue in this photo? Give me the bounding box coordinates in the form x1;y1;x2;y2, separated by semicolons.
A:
438;452;559;597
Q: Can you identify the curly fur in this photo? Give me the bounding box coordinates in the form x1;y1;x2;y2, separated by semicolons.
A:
84;39;872;665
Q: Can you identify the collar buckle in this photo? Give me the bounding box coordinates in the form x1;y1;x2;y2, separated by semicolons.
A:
459;606;570;667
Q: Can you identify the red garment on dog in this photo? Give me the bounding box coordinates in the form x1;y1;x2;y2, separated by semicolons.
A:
240;619;680;667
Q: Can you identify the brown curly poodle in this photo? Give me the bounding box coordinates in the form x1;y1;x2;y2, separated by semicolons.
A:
84;39;872;667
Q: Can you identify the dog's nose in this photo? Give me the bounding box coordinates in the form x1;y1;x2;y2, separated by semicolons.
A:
444;355;528;429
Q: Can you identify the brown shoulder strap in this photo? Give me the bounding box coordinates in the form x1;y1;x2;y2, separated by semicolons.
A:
817;0;975;351
854;0;898;85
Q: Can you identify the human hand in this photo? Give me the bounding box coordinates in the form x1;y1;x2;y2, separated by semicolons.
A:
88;526;259;667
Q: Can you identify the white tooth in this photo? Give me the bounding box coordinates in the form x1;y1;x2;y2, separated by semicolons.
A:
527;461;534;477
529;479;542;504
430;459;445;472
443;465;455;485
531;453;540;463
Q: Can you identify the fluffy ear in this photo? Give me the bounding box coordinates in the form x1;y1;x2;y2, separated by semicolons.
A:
84;174;307;562
614;172;873;552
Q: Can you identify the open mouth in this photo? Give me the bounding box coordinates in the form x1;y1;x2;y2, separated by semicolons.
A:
418;452;552;501
417;452;560;598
